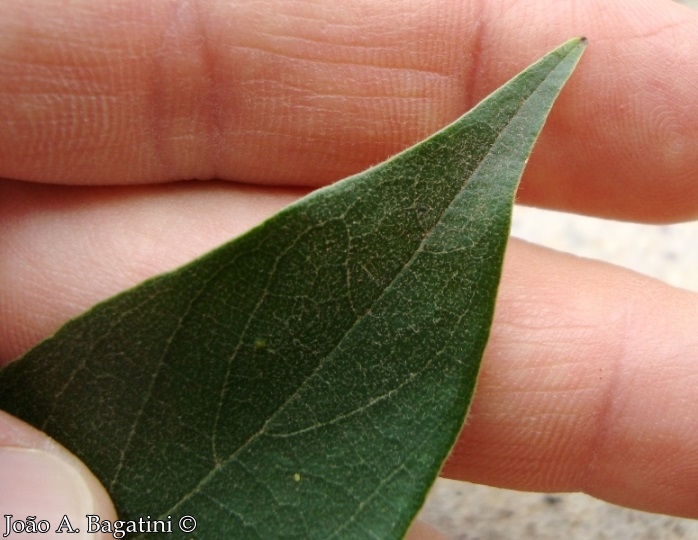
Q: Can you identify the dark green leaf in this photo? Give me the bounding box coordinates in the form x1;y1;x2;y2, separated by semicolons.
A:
0;39;585;539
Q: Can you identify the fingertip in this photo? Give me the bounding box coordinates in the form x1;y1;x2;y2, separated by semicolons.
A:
0;410;117;538
519;0;698;221
442;240;698;518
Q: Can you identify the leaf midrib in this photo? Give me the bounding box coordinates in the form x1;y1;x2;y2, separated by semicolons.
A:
142;85;533;530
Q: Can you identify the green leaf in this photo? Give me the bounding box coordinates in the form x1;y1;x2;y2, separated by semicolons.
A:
0;39;585;538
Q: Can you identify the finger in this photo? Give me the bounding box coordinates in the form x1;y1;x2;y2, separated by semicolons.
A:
0;179;303;361
2;0;698;221
0;410;117;538
442;240;698;519
405;520;450;540
3;180;697;520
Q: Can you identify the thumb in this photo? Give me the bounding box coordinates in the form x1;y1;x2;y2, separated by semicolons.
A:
0;410;116;539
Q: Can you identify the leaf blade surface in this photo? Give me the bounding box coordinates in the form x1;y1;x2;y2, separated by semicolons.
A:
0;38;586;539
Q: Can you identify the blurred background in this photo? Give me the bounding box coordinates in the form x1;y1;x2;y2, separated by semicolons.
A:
419;1;698;537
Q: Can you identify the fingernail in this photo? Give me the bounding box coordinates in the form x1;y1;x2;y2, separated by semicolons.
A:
0;447;94;538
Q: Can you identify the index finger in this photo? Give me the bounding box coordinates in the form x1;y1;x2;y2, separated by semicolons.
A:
1;0;697;221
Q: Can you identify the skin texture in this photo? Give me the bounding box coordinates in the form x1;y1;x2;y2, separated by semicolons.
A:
0;411;118;540
1;0;697;534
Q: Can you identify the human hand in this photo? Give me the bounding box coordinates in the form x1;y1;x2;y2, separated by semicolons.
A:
1;0;697;537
